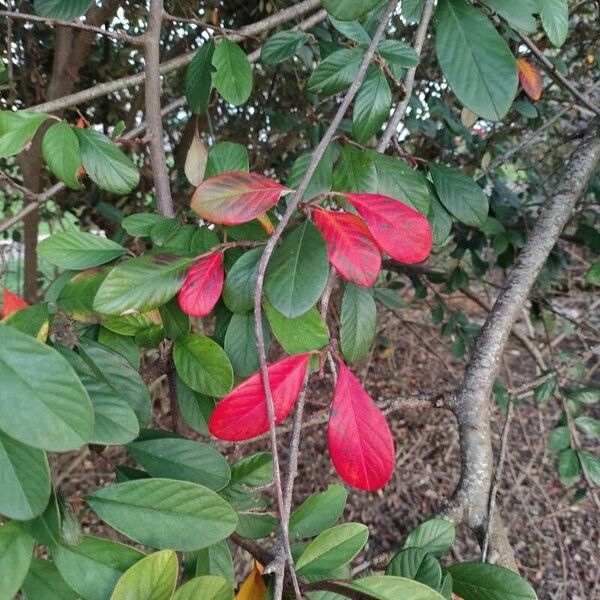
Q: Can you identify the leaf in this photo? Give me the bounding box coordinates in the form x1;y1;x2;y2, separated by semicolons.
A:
307;48;364;95
403;519;455;558
540;0;568;47
224;312;269;377
575;416;600;438
481;0;537;33
578;450;600;486
296;523;368;577
191;172;289;225
52;536;145;600
548;426;571;453
212;39;253;105
322;0;384;21
21;559;78;600
517;59;542;101
1;288;28;318
347;575;446;600
110;550;178;600
289;484;347;539
178;252;224;318
230;453;273;488
186;41;215;114
205;142;249;177
402;0;426;23
196;542;235;581
264;220;329;318
261;30;309;65
353;66;391;144
0;110;47;158
567;387;600;405
235;563;266;600
288;145;334;202
435;0;518;121
94;254;195;315
0;326;94;452
185;128;209;186
558;448;581;487
223;247;263;313
586;260;600;285
264;301;329;355
0;521;33;600
329;16;372;44
236;513;277;539
342;193;433;263
429;163;488;228
87;479;238;551
174;575;234;600
333;145;377;193
208;353;311;441
328;361;395;490
447;562;537;600
0;430;51;520
75;128;140;195
38;230;126;270
127;436;230;491
377;40;419;68
33;0;93;20
386;548;442;590
340;283;377;363
121;214;167;237
42;121;82;189
174;333;234;397
177;378;215;436
427;191;453;246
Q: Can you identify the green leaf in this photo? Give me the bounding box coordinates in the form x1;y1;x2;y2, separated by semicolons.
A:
52;536;144;600
212;39;253;105
378;40;419;67
341;283;376;363
205;142;249;177
121;214;167;237
261;30;309;65
429;163;488;228
353;66;392;144
264;220;329;318
127;436;230;491
534;375;556;404
289;485;347;540
575;416;600;438
386;548;442;590
481;0;537;33
0;430;51;520
174;333;234;397
235;512;278;539
402;0;426;23
435;0;518;120
0;521;33;600
567;387;600;405
42;121;82;189
21;559;78;600
230;453;273;488
333;145;377;193
177;378;215;436
347;575;446;600
578;450;600;486
174;575;234;600
21;490;61;547
558;448;581;487
224;312;268;377
322;0;384;21
87;479;238;551
403;519;455;558
540;0;568;47
0;110;47;158
223;247;263;313
307;48;364;95
586;260;600;285
160;298;190;341
288;144;334;202
97;328;140;369
195;543;235;582
1;302;50;341
548;426;571;453
265;301;329;355
38;230;126;270
329;17;372;44
447;562;536;600
0;326;94;452
94;254;195;315
75;128;140;195
427;192;453;246
33;0;93;20
296;523;368;578
186;41;215;113
111;550;178;600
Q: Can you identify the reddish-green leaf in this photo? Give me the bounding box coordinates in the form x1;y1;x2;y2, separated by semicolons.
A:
191;172;290;225
516;58;542;102
312;208;381;287
328;361;395;491
1;288;28;318
208;353;311;441
178;253;224;318
342;193;432;264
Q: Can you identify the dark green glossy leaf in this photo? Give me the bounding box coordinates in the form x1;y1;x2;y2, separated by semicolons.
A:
261;30;309;65
386;548;442;590
403;518;455;558
289;485;347;540
222;247;263;314
322;0;384;21
21;559;78;600
224;312;269;377
186;41;215;113
353;66;391;144
340;283;376;363
212;39;253;105
307;48;364;95
195;543;235;582
42;122;82;189
33;0;93;20
0;110;47;158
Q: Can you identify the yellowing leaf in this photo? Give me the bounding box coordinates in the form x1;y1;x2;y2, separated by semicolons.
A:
235;562;266;600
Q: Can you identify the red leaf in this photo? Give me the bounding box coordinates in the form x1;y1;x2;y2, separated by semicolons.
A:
191;172;290;225
209;353;312;441
517;58;542;102
178;252;224;317
328;361;395;491
342;193;432;264
1;288;28;319
312;208;381;287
